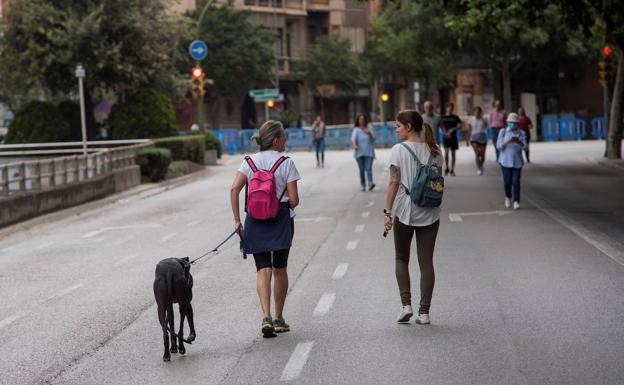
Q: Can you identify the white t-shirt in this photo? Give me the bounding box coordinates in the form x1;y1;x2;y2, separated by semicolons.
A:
238;150;301;203
388;142;444;227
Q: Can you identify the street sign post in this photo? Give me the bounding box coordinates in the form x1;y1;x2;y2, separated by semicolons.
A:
253;94;284;103
249;88;279;98
189;40;208;61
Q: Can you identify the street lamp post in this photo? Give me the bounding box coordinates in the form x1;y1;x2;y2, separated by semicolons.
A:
75;65;87;156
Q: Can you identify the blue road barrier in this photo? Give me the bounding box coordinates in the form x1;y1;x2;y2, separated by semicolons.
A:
591;117;605;140
541;117;588;142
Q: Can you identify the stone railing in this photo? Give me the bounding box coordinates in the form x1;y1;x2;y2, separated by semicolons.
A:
0;143;150;197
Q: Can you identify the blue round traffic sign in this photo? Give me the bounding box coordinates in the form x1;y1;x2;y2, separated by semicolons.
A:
189;40;208;61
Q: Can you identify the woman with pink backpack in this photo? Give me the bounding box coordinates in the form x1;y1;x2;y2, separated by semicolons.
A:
229;120;301;338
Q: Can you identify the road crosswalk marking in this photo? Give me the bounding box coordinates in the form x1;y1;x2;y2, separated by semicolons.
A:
355;224;365;233
361;211;370;218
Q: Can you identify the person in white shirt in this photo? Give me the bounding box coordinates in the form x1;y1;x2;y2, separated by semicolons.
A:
230;120;301;337
383;110;444;325
467;106;488;175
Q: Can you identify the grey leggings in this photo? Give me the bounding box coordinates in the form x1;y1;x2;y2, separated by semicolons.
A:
393;218;440;314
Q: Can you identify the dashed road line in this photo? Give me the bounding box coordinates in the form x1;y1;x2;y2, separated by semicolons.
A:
186;219;203;227
366;201;375;207
159;232;178;244
332;263;349;279
280;341;314;382
355;224;365;233
346;240;359;251
82;223;162;239
313;293;336;317
47;284;82;301
0;311;31;330
361;211;370;218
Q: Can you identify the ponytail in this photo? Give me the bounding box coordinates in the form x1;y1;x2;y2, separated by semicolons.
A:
396;109;441;157
423;122;440;157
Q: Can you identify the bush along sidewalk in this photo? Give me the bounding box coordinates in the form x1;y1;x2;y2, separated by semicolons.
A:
204;131;223;159
136;147;172;182
153;135;206;164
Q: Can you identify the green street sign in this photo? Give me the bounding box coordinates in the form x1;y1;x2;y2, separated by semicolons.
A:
249;88;279;98
254;94;284;102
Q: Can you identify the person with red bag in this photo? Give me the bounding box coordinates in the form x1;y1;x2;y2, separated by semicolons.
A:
230;120;301;337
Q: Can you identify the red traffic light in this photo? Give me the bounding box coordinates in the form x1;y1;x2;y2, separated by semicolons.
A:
603;46;613;58
192;67;204;78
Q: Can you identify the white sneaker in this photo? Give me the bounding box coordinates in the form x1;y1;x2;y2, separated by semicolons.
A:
397;305;413;323
477;169;483;176
513;201;520;210
414;313;430;325
505;197;511;208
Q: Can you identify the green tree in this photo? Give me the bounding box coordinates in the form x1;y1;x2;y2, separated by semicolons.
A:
184;2;274;129
364;0;456;102
295;35;363;118
443;0;587;111
5;101;71;143
0;0;185;138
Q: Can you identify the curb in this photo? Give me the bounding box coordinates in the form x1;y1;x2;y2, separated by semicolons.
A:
0;166;215;239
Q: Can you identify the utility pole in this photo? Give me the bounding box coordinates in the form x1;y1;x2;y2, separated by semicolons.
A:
75;65;87;156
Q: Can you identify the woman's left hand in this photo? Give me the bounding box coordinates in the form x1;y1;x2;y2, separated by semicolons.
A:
384;216;393;233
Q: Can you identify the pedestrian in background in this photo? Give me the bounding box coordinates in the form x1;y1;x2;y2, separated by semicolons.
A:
311;115;326;168
351;113;376;191
230;120;301;337
422;101;440;135
496;113;527;210
517;107;532;163
440;103;461;176
384;109;443;325
489;100;507;160
467;106;488;176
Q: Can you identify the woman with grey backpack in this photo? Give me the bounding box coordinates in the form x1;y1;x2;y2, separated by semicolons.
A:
383;110;444;325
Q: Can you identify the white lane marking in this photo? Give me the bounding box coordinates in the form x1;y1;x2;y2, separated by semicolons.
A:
346;240;359;251
355;224;365;233
361;211;370;218
82;223;162;239
0;311;31;330
526;195;624;266
313;293;336;317
186;219;203;227
47;284;82;301
159;232;177;244
448;210;514;222
366;201;375;207
332;263;349;279
294;216;331;223
280;341;315;382
114;255;135;267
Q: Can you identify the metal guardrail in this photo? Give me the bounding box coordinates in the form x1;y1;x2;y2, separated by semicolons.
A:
0;139;151;156
0;142;151;196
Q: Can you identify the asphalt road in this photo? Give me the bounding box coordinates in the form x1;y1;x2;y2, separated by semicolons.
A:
0;141;623;385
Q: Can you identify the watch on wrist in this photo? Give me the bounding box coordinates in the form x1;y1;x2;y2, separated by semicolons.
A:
383;208;392;217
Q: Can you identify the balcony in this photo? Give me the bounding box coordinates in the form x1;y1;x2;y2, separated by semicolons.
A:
242;0;306;15
276;56;301;78
307;0;330;11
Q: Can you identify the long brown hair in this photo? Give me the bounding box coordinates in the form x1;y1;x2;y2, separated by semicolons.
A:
396;109;440;157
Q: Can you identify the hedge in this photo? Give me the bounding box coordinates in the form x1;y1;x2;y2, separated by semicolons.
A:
153;135;205;164
204;131;223;158
108;90;177;139
5;101;72;143
136;147;172;182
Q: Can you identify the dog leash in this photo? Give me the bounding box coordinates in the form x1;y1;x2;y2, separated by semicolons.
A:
188;229;241;265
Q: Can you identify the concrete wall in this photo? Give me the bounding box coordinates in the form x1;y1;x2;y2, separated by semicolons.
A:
0;166;140;228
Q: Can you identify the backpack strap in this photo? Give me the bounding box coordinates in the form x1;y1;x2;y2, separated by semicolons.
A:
245;156;259;173
400;142;422;166
269;156;289;173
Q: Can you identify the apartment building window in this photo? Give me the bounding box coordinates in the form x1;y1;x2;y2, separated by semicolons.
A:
244;0;283;7
274;28;284;57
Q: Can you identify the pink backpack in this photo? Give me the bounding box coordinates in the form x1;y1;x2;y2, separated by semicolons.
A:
245;156;288;220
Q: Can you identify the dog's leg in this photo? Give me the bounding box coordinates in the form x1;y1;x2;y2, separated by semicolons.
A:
178;305;186;355
168;301;178;354
186;303;196;342
158;305;170;362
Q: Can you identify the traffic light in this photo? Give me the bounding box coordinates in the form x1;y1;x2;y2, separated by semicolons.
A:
380;92;389;102
599;45;615;87
266;99;275;109
191;65;206;99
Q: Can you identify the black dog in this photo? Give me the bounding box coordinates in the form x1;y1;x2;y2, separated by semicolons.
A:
153;257;196;362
